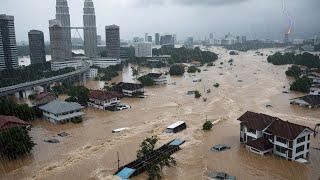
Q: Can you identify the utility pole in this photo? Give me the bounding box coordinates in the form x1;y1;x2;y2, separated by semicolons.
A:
117;151;120;170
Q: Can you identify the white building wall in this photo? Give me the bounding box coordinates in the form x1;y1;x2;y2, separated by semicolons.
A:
135;42;152;57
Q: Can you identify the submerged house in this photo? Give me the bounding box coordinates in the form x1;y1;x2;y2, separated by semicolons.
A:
88;90;121;110
39;100;85;124
145;73;167;85
112;82;144;97
0;115;30;132
238;111;313;161
290;95;320;108
34;92;57;106
310;84;320;95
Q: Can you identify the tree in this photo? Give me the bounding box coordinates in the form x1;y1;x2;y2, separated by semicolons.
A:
67;86;90;106
0;99;37;121
229;51;238;55
187;66;201;73
290;76;313;93
203;121;213;131
137;136;176;180
194;91;201;98
138;76;154;86
0;127;35;159
285;65;302;78
169;65;185;76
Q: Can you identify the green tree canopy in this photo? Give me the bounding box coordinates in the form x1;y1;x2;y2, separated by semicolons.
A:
169;65;185;76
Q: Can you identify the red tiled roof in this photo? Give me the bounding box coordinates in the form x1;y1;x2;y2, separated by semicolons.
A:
35;92;56;101
246;138;273;151
89;90;120;101
0;116;29;131
265;120;312;140
238;111;276;131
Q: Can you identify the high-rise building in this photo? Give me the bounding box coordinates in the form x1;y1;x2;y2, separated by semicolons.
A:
284;33;289;44
0;14;18;70
55;0;72;57
147;35;152;43
97;35;102;45
105;25;120;59
184;37;194;49
28;30;46;64
241;36;247;43
155;33;160;45
209;33;214;40
160;34;174;47
83;0;97;57
134;42;152;57
145;33;148;42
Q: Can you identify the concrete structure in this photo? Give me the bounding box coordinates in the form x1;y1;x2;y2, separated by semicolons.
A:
134;42;152;57
0;14;18;70
55;0;72;56
155;33;160;45
83;0;97;57
39;100;85;124
238;111;313;161
310;84;320;95
88;90;121;110
92;57;121;68
105;25;120;59
87;68;98;78
28;30;46;64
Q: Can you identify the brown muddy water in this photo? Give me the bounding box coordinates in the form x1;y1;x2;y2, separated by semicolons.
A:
1;47;320;180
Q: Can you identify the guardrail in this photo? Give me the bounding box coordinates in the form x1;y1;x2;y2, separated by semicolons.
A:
0;62;90;97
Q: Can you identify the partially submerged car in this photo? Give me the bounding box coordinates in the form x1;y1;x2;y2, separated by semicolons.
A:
210;144;231;152
208;171;236;180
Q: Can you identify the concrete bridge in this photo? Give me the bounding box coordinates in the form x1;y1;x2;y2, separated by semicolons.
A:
0;62;90;98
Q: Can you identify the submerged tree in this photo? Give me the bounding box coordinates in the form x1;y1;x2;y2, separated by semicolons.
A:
0;127;35;159
203;121;213;131
137;136;176;180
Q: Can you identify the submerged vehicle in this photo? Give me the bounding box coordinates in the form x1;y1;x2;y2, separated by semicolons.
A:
165;121;187;133
210;144;231;152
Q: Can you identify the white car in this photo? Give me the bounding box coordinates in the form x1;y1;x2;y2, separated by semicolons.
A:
117;104;131;111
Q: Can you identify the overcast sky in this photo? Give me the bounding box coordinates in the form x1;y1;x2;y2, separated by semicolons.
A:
1;0;320;42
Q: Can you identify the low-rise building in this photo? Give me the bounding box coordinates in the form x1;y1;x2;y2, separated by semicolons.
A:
34;92;57;106
87;68;98;78
112;82;144;97
0;115;30;132
88;90;121;110
238;111;313;161
92;58;121;68
310;84;320;95
39;100;85;124
307;72;320;84
290;95;320;108
143;73;167;85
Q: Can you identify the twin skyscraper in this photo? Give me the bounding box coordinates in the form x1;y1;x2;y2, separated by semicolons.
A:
49;0;98;70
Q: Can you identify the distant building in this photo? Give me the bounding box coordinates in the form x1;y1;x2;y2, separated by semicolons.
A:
0;115;30;132
160;35;174;46
184;37;194;49
28;30;46;64
83;0;98;58
284;33;290;44
238;111;313;161
135;42;152;57
39;100;85;124
145;33;148;42
92;57;121;68
97;35;102;45
147;35;152;43
105;25;120;59
112;82;144;97
88;90;121;110
0;14;19;70
209;33;214;40
241;36;247;43
290;95;320;109
155;33;160;45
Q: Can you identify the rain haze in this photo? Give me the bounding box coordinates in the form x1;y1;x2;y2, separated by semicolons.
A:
1;0;320;41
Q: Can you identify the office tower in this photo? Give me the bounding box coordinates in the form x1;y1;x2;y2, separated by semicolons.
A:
145;33;148;42
209;33;214;40
55;0;72;58
185;37;193;49
83;0;97;57
97;35;102;45
28;30;46;65
0;14;18;70
134;42;152;57
105;25;120;59
241;36;247;43
147;35;152;43
160;35;174;46
236;36;240;44
173;34;177;44
284;33;289;44
155;33;160;45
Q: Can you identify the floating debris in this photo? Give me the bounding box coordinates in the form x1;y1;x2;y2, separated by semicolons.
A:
238;80;243;82
208;171;236;180
266;104;273;108
210;144;231;152
214;83;220;88
57;132;70;137
112;127;130;133
44;139;60;144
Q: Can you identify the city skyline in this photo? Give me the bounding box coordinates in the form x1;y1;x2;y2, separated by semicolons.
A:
1;0;320;42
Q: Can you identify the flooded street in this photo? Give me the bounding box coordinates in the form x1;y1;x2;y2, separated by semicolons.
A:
1;47;320;180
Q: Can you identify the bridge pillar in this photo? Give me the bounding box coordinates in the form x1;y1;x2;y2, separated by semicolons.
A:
41;84;51;93
18;90;26;99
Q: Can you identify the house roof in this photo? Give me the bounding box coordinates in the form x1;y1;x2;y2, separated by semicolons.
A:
39;100;83;114
146;73;162;78
0;116;29;131
114;82;144;91
265;120;312;140
297;95;320;106
89;90;120;101
238;111;277;131
239;111;313;140
246;138;273;151
35;92;56;101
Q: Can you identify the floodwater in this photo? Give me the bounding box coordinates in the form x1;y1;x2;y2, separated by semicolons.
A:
1;47;320;180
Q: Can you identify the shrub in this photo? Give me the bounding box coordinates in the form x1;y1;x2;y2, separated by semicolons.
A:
138;76;154;86
187;66;201;73
194;91;201;98
169;65;185;76
71;117;83;124
203;121;213;131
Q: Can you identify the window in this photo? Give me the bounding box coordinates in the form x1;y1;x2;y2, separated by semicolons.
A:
308;135;310;141
297;136;305;144
247;128;256;134
275;145;287;154
295;154;304;160
307;143;310;150
276;136;287;144
296;145;304;153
